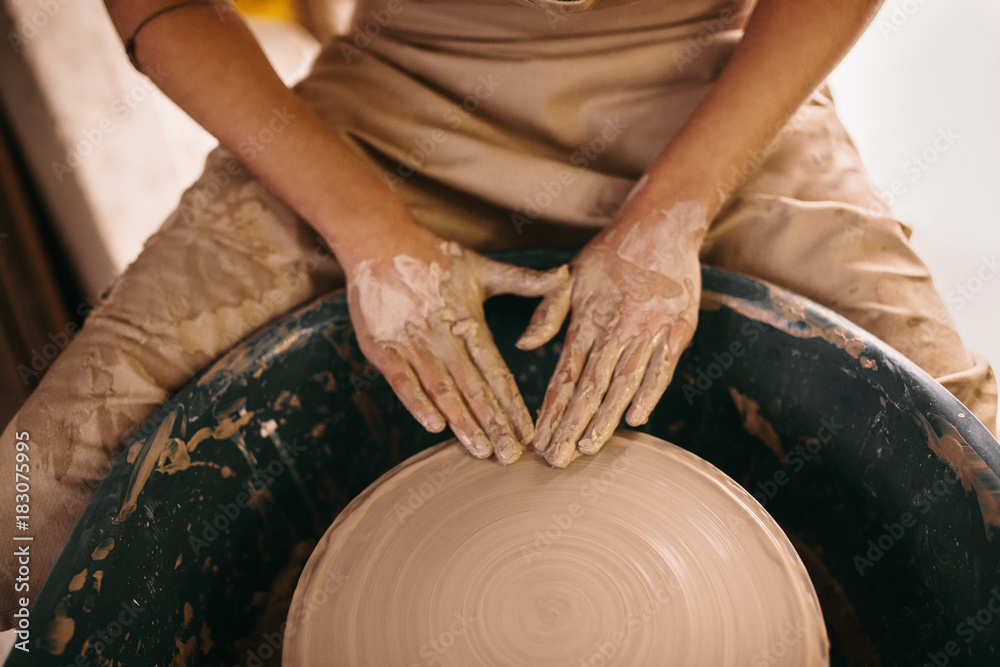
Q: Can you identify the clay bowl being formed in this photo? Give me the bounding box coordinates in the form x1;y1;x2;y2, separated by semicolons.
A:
10;248;1000;666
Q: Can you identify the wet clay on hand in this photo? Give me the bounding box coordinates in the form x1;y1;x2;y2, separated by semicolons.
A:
521;202;707;467
348;240;570;464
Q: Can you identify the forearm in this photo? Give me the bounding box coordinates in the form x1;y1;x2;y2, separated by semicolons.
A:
103;1;430;268
620;0;884;235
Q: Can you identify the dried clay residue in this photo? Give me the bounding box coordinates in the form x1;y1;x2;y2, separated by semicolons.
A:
116;401;256;523
729;388;785;461
273;390;302;412
702;289;866;359
91;538;114;561
68;569;88;592
922;414;1000;534
199;621;213;653
43;601;75;656
170;635;198;667
195;323;314;389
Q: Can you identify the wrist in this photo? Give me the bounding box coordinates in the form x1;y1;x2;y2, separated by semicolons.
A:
315;209;440;278
610;180;712;251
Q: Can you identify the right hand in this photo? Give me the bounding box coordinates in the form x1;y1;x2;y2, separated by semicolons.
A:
345;234;570;464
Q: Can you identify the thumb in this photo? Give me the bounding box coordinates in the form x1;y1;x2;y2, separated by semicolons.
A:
515;277;573;350
475;256;571;299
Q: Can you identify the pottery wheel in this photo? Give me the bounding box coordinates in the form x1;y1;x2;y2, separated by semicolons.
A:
284;430;829;666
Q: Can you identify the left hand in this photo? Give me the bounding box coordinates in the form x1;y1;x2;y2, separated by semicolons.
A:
518;202;707;467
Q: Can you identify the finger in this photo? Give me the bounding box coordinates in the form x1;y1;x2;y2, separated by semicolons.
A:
452;317;535;446
532;320;596;456
515;277;573;351
369;344;447;432
406;345;494;459
436;322;523;465
625;323;691;426
578;332;660;456
545;335;627;468
475;256;571;299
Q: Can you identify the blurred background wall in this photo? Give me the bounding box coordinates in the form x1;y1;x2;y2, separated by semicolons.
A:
828;0;1000;377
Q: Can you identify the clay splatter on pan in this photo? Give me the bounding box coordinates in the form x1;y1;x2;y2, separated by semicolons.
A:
860;356;878;370
702;289;866;359
116;401;257;522
91;538;115;561
921;414;1000;534
311;370;338;392
42;601;75;655
68;569;88;592
116;410;180;522
273;390;301;411
729;387;786;461
170;635;198;666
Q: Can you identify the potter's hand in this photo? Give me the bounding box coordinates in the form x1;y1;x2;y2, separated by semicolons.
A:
519;202;707;467
347;236;569;464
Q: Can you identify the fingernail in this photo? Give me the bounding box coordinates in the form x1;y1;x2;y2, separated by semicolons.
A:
501;446;523;465
625;406;647;427
515;331;537;350
578;437;594;455
496;434;522;465
518;419;535;447
531;419;552;453
511;409;534;446
545;440;572;468
425;415;446;432
472;432;492;458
